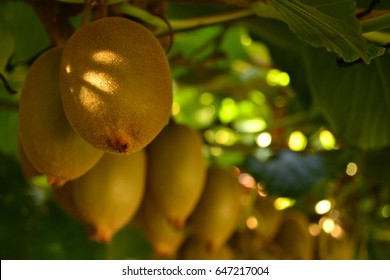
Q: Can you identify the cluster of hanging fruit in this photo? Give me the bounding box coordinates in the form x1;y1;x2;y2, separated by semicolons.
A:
19;16;173;186
18;16;173;241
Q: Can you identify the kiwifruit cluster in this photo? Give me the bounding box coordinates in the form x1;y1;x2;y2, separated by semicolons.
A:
225;197;315;260
135;133;242;258
17;16;172;242
19;16;172;187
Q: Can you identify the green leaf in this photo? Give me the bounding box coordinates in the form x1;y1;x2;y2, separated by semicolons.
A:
0;15;15;72
105;226;152;260
245;150;342;197
1;1;50;65
169;25;223;61
355;0;390;10
268;0;385;63
0;110;19;158
247;18;312;107
219;25;251;62
304;46;390;150
360;149;390;187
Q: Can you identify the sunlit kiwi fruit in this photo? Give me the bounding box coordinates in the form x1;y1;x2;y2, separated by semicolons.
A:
54;150;146;242
147;121;206;228
188;165;241;252
19;47;103;186
60;17;172;154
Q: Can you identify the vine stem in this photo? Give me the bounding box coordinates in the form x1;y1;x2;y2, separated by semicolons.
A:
167;0;253;7
0;73;17;95
114;3;167;29
116;3;256;36
25;0;74;46
0;101;19;110
157;9;255;36
361;13;390;33
81;0;96;27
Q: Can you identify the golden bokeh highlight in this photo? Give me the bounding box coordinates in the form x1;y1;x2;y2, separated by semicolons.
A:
256;132;272;148
315;199;332;215
274;197;295;210
288;131;307;151
346;162;358;176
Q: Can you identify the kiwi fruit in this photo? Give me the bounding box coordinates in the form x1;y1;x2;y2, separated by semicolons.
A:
274;208;313;259
252;196;284;241
60;17;173;154
137;193;187;258
19;47;103;186
180;238;235;260
147;121;206;228
53;177;79;219
54;150;146;242
318;231;355;260
188;165;241;253
18;137;40;181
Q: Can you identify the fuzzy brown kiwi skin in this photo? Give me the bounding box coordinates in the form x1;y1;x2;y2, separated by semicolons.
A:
18;136;40;180
146;122;207;228
60;17;173;155
188;165;241;253
19;47;104;187
57;150;147;243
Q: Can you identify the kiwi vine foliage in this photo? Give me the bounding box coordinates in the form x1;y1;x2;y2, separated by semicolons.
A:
0;0;390;259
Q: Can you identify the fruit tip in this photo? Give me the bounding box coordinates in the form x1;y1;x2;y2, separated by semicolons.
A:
47;176;67;187
154;247;177;259
206;241;220;255
169;217;186;230
89;227;113;243
109;135;132;154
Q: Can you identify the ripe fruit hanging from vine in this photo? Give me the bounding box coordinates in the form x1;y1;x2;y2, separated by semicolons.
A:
274;209;314;260
180;238;235;260
146;121;206;228
18;138;40;181
60;17;173;155
137;193;187;258
54;150;146;242
252;196;284;241
188;165;241;252
19;47;103;186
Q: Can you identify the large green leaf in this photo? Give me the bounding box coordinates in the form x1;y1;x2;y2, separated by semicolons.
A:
268;0;385;63
356;0;390;11
304;46;390;150
246;17;312;108
244;150;344;197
